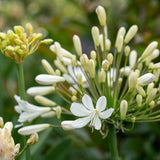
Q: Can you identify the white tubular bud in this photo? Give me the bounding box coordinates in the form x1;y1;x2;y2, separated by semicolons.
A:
129;50;137;69
120;66;131;76
41;59;55;75
149;62;160;69
124;46;130;56
146;49;159;65
41;111;56;118
0;117;4;128
102;59;110;71
61;121;75;131
91;26;100;47
107;53;113;64
115;27;126;47
96;6;106;26
54;42;62;60
98;70;106;83
56;106;62;119
80;54;89;69
35;74;65;85
18;124;50;135
27;133;39;146
71;95;77;102
149;101;155;109
88;59;95;78
147;83;154;95
136;85;146;97
115;35;123;53
76;72;83;85
120;100;128;120
34;95;56;106
124;25;138;44
136;94;142;107
90;50;96;60
146;88;157;104
129;72;137;91
141;41;158;60
137;73;155;86
54;59;68;73
105;39;111;51
99;34;104;51
73;35;82;56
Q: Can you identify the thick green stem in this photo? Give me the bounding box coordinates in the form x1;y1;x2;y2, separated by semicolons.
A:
16;63;26;100
107;124;119;160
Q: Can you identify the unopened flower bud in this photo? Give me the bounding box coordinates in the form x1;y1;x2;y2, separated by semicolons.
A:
99;34;104;51
27;133;39;146
56;106;62;119
107;53;113;64
73;35;82;56
146;88;157;104
137;73;155;86
26;23;33;34
54;59;68;73
149;101;155;109
141;41;158;60
120;100;128;120
136;85;146;97
115;27;126;47
115;35;123;53
102;59;110;71
0;117;4;128
55;69;61;76
40;39;53;45
91;26;100;47
124;46;130;56
76;72;83;85
105;39;111;51
98;70;106;83
147;83;154;95
71;95;77;102
124;25;138;44
96;6;106;26
88;59;95;78
120;66;131;76
35;95;56;106
72;89;77;96
41;111;56;118
136;94;142;107
129;50;137;69
41;59;55;75
129;72;137;91
80;54;89;70
90;50;96;60
61;121;75;131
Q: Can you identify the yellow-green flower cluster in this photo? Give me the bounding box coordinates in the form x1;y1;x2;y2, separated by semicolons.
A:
0;117;20;159
0;23;53;63
23;6;160;132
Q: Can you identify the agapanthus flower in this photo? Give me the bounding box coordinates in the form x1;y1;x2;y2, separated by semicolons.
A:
18;5;160;134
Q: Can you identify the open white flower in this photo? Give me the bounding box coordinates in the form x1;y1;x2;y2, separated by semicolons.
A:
14;95;51;123
71;94;114;130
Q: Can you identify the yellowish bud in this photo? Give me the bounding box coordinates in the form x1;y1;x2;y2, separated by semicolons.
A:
149;101;155;109
26;23;33;34
129;50;137;69
55;69;61;76
27;133;39;146
41;59;55;75
54;59;68;73
90;50;96;60
34;95;56;106
71;95;77;102
56;106;62;119
40;39;53;45
129;72;137;91
0;117;4;128
147;83;154;95
73;35;82;56
80;54;89;70
71;89;77;96
88;59;95;78
105;39;111;51
146;88;157;104
107;53;113;64
136;94;142;107
76;72;83;85
102;59;110;71
91;26;100;47
124;25;138;44
120;100;128;120
98;70;106;83
136;85;146;97
115;35;123;53
115;27;126;47
96;6;106;26
124;46;130;56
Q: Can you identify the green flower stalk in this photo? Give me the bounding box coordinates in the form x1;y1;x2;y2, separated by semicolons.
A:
0;23;53;64
15;5;160;160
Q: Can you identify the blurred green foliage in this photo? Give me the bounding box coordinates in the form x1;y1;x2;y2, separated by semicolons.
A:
1;0;160;159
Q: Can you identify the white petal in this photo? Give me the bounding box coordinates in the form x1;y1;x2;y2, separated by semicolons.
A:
63;74;74;84
99;108;114;119
82;94;94;110
27;86;55;96
18;124;50;135
14;105;22;114
92;115;101;130
35;74;65;85
71;103;91;116
68;65;77;81
96;96;106;111
72;116;91;128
